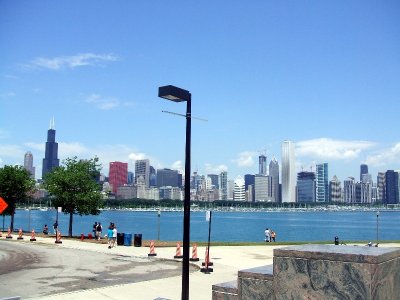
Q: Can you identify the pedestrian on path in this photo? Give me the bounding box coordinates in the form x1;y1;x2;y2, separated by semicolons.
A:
107;225;113;249
264;228;271;242
271;230;276;242
96;222;102;240
53;221;58;234
112;225;117;247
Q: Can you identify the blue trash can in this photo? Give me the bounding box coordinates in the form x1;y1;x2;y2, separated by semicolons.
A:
124;233;132;246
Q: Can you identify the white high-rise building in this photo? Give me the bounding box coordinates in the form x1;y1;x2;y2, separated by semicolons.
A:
233;176;246;201
281;140;296;203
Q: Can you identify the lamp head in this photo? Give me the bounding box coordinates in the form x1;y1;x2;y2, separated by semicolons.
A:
158;85;191;102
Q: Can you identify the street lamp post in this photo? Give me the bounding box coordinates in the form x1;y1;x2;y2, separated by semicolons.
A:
376;211;380;245
157;208;161;241
158;85;192;300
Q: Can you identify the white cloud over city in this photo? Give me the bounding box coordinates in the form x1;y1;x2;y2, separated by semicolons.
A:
365;142;400;167
296;138;376;160
232;151;257;168
85;94;134;110
25;53;118;71
204;163;228;174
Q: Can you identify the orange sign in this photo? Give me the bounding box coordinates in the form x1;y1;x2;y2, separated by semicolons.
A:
0;197;8;214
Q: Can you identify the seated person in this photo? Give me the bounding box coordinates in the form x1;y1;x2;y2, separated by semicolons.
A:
43;224;49;235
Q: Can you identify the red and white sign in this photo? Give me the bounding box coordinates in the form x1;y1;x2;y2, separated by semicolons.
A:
0;197;8;214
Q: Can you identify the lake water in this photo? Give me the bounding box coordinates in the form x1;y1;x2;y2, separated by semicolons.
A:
2;209;399;243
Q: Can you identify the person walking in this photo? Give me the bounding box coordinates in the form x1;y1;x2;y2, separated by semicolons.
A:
112;225;117;248
96;222;103;240
264;228;271;242
53;221;58;234
92;222;98;239
107;225;113;249
271;230;276;242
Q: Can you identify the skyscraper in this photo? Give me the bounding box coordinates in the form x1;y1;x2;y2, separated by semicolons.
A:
329;175;342;202
316;163;329;203
42;118;59;178
135;159;150;187
24;151;35;179
244;174;255;202
281;140;296;203
208;174;219;189
269;157;280;202
259;154;267;175
255;174;269;201
219;171;228;200
109;161;128;194
233;175;245;201
377;172;386;202
157;168;180;188
343;177;356;203
360;164;368;181
296;171;315;203
385;170;399;204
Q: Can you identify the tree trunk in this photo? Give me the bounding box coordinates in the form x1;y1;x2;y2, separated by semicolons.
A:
69;212;73;237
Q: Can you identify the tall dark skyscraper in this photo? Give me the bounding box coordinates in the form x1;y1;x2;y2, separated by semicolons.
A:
42;118;59;178
360;164;368;181
259;154;267;175
385;170;399;204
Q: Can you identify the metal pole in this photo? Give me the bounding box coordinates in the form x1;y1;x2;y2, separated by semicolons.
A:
181;97;191;300
207;211;212;267
157;208;161;241
376;211;379;245
55;208;59;242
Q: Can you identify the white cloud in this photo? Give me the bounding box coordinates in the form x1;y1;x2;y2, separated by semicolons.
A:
58;142;90;157
232;151;256;167
85;94;133;110
26;53;118;70
204;163;228;174
296;138;375;160
86;94;119;110
0;145;25;158
365;143;400;167
128;152;147;161
171;161;184;174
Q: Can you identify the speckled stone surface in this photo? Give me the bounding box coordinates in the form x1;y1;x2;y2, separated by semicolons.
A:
239;265;274;300
274;244;400;264
273;245;400;300
212;280;238;300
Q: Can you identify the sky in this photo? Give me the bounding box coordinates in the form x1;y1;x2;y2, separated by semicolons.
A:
1;1;400;182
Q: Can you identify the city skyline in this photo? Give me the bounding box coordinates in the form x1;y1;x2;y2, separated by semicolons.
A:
1;2;399;182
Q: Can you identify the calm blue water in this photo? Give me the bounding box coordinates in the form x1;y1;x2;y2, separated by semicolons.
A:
2;210;399;242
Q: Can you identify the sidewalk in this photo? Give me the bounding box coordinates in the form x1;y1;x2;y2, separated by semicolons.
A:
7;234;400;300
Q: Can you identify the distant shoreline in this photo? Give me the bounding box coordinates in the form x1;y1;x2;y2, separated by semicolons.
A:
16;205;400;213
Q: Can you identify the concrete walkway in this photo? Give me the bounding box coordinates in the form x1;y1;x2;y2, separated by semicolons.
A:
4;234;400;300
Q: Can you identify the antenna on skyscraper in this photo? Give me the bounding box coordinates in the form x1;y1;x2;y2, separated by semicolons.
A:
49;117;55;130
258;149;267;156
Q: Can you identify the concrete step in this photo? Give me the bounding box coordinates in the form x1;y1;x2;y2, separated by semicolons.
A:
238;265;274;300
212;280;238;300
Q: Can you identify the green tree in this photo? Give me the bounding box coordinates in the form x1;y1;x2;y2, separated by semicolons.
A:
43;156;103;237
0;165;36;231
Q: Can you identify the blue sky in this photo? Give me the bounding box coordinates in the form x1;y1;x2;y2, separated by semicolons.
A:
1;1;399;182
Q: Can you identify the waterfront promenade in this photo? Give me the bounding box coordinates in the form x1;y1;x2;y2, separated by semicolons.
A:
2;234;400;300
